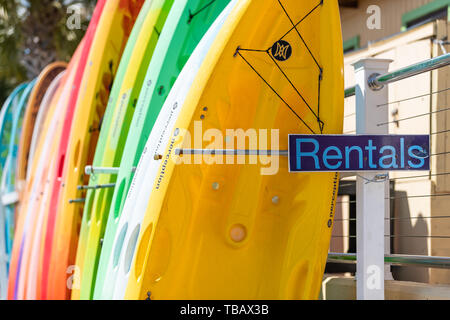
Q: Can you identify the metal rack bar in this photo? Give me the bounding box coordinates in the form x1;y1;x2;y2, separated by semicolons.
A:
77;183;116;191
85;166;136;176
68;198;86;204
1;192;19;206
175;149;289;156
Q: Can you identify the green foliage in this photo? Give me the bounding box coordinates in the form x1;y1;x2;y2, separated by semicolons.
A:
0;0;96;104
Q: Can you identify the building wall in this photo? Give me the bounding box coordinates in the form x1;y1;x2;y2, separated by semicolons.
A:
429;21;450;285
341;0;436;48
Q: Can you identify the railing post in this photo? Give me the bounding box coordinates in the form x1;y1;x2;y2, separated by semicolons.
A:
353;58;392;300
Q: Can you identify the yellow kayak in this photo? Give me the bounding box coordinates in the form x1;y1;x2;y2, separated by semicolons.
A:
125;0;344;300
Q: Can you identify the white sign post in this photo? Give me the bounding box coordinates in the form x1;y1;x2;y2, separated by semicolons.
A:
353;58;392;300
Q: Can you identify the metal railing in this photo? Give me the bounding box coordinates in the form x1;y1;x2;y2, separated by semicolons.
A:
368;53;450;90
334;52;450;299
343;53;450;97
328;253;450;269
345;86;355;98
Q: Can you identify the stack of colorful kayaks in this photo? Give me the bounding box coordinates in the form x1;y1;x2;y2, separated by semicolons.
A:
0;0;344;300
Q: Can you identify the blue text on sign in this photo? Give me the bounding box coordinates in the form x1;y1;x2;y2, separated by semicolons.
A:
288;135;430;172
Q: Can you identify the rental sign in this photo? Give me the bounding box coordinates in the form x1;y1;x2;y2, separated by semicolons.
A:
288;135;430;172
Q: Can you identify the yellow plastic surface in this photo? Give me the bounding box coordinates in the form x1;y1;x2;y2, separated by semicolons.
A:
125;0;344;300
